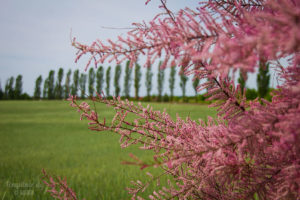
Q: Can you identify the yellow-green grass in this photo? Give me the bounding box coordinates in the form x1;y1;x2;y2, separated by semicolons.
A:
0;100;216;200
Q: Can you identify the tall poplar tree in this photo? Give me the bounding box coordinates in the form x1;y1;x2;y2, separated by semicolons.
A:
55;68;64;99
145;66;153;101
43;78;49;99
34;75;43;99
79;73;87;99
96;66;104;95
180;68;188;101
88;68;95;97
157;62;165;102
114;65;121;97
238;69;247;95
64;69;72;99
192;66;200;101
193;78;199;101
14;75;23;99
0;81;3;100
169;66;176;101
257;62;270;98
123;61;132;98
4;80;8;99
105;66;111;97
134;63;142;99
71;69;79;97
7;77;15;99
47;70;55;99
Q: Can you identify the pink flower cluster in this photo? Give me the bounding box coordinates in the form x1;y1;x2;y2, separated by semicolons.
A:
45;0;300;199
42;169;80;200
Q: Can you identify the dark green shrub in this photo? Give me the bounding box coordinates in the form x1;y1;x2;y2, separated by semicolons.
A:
246;88;258;100
163;94;169;102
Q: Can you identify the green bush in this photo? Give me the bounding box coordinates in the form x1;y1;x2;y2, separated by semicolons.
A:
163;93;170;102
265;88;276;102
22;93;32;100
246;88;258;100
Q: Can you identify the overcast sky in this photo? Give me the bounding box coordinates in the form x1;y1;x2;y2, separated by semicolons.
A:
0;0;279;97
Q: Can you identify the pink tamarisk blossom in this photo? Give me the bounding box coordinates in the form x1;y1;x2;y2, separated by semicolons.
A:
42;169;80;200
44;0;300;199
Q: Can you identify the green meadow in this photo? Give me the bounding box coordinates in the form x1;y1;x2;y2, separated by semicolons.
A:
0;100;216;200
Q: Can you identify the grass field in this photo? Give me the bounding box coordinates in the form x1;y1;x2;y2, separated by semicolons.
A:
0;100;216;200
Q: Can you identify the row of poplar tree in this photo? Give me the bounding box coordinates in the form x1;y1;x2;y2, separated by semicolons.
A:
0;75;26;100
32;61;192;101
0;61;270;101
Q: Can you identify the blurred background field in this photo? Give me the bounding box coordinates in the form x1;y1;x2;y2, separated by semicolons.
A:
0;100;216;200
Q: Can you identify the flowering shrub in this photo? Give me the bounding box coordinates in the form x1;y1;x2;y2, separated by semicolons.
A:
43;0;300;199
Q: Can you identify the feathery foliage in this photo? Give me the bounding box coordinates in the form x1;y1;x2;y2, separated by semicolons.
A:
46;0;300;199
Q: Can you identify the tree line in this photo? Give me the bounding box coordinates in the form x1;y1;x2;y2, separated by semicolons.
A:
0;60;271;101
0;75;30;100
